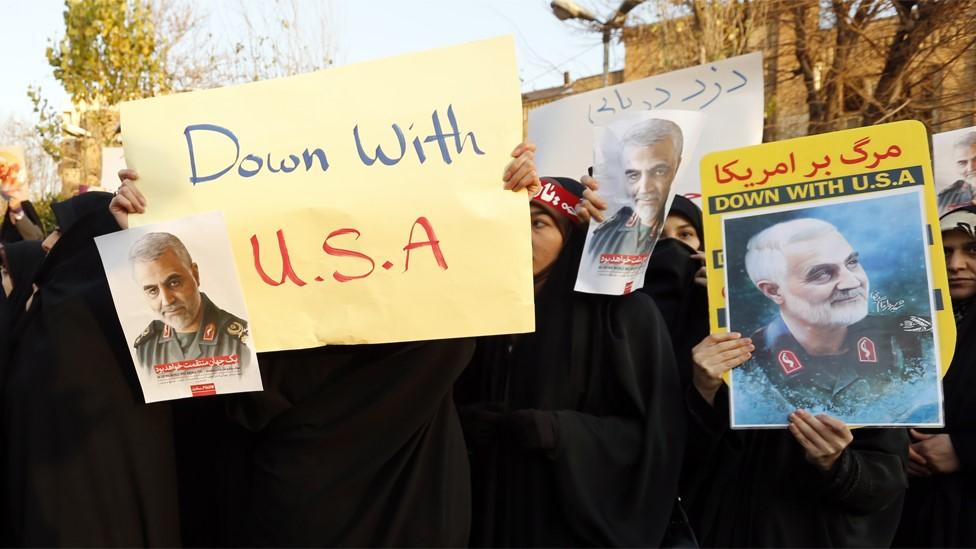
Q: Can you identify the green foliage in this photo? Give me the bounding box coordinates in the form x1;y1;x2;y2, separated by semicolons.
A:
46;0;170;108
26;85;63;163
30;192;60;236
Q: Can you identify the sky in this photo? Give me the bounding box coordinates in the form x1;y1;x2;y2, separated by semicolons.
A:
0;0;641;121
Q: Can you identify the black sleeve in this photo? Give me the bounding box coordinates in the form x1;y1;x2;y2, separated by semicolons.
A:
817;428;909;515
950;432;976;471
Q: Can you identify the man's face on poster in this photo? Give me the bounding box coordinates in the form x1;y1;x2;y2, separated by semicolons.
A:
622;139;679;228
133;248;203;332
954;143;976;186
773;232;869;326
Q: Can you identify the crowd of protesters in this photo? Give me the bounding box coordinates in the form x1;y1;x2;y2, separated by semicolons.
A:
0;137;973;548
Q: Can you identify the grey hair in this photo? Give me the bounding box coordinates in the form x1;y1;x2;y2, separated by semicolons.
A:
621;118;684;160
129;232;193;268
954;132;976;149
744;218;841;286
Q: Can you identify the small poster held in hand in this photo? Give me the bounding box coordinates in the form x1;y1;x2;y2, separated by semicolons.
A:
0;146;27;199
95;211;263;403
932;125;976;216
575;111;705;295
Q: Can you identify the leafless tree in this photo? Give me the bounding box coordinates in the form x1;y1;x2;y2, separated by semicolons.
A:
785;0;976;136
625;0;976;138
153;0;337;90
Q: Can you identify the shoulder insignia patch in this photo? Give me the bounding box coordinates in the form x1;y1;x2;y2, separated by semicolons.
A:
777;350;804;375
227;321;243;337
857;336;878;363
134;325;153;347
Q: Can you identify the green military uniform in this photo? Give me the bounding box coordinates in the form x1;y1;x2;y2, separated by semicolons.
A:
588;205;661;260
735;313;935;424
134;293;250;375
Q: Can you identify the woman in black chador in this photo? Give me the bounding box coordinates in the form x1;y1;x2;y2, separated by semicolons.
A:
894;206;976;547
456;176;686;547
1;192;181;546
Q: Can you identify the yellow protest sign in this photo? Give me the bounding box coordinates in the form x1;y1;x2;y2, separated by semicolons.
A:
701;120;953;427
120;36;533;352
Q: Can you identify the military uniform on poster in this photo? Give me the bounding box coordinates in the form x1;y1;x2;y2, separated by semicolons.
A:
134;293;250;373
588;206;659;259
736;314;932;423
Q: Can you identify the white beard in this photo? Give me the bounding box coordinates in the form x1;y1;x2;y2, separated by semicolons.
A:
782;287;869;326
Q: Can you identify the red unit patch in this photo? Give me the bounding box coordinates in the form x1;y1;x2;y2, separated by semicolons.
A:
857;336;878;363
203;323;216;342
777;350;804;375
162;324;171;338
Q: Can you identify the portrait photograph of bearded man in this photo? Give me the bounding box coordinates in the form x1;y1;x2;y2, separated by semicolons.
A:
96;211;262;403
933;126;976;216
587;116;684;262
722;192;942;427
129;231;251;375
576;111;704;295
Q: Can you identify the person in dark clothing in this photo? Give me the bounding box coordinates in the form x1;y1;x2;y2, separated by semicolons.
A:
894;206;976;547
682;325;909;546
0;191;182;546
642;195;709;388
0;240;45;354
456;176;686;547
224;339;476;546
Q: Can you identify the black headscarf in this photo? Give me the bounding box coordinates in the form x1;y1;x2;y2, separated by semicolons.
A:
0;192;182;546
668;194;704;250
0;240;44;301
0;200;42;243
50;193;112;234
641;196;708;388
457;220;686;546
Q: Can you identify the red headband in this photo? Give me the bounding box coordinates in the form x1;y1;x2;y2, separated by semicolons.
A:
531;178;582;224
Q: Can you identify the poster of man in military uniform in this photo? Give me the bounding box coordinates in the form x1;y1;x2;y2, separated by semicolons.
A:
723;192;942;426
96;211;263;403
575;111;704;295
933;126;976;216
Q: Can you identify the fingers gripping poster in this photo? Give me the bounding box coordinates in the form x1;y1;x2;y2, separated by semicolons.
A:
701;120;955;428
120;37;533;352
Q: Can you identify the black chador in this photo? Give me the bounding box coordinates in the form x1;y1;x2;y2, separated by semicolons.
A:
456;227;686;547
1;193;181;546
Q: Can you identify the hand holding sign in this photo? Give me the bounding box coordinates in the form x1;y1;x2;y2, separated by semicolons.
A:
691;332;753;406
503;142;540;196
574;175;608;223
110;170;147;229
788;410;853;472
